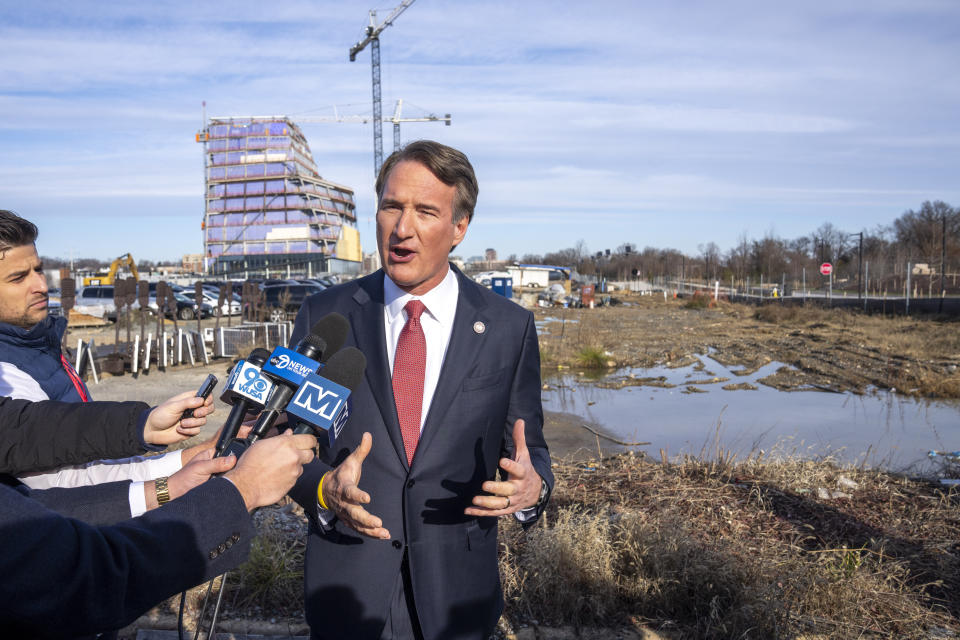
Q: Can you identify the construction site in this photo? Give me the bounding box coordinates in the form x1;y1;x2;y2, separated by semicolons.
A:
197;116;361;279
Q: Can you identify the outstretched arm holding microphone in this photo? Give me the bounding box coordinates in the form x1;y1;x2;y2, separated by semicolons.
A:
0;421;317;638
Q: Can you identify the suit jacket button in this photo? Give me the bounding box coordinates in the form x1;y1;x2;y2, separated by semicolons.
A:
218;543;227;553
208;550;217;560
406;479;415;488
392;540;402;549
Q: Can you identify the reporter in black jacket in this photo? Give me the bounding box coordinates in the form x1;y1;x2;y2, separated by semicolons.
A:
0;394;210;476
0;427;317;638
0;392;233;524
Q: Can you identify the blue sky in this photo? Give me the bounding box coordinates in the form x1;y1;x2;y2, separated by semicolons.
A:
1;1;958;263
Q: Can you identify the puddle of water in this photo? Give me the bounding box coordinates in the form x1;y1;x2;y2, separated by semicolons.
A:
535;316;579;335
543;354;960;473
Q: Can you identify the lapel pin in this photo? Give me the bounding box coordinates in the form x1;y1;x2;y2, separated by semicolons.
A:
473;321;486;335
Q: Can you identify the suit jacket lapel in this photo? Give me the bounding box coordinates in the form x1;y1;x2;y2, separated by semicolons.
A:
415;269;489;463
348;272;409;468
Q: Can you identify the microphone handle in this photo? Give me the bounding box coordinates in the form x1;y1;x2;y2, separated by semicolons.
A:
214;399;252;458
292;422;314;436
245;405;289;444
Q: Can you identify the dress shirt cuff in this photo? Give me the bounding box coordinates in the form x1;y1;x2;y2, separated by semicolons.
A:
316;503;337;530
514;505;538;523
136;409;167;452
128;481;147;517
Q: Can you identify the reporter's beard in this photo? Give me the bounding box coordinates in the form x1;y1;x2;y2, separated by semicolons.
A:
8;298;49;329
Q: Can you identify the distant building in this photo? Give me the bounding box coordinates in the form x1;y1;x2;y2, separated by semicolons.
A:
182;253;203;273
363;251;382;273
485;248;497;261
199;116;361;279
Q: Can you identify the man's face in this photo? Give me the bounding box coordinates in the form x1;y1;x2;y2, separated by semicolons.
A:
376;160;468;295
0;244;48;328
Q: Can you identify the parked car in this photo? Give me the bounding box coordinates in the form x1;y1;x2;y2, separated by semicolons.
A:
200;289;241;316
147;290;212;320
260;284;323;322
76;285;139;320
294;279;328;289
171;292;213;320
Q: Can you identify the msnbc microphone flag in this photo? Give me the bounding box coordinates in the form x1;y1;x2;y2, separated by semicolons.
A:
288;347;366;447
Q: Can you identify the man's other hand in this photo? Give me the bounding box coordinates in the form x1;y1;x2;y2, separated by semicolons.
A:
465;418;542;517
225;430;317;511
143;390;216;445
320;432;390;539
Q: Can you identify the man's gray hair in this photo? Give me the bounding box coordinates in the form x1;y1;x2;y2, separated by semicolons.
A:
0;210;38;259
375;140;479;225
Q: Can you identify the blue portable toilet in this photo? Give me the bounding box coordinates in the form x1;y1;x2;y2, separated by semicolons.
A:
491;276;513;299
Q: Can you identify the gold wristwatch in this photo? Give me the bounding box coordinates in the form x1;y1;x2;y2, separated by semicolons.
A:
155;476;171;505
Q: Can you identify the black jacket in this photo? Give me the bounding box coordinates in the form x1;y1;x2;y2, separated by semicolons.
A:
0;477;254;638
0;395;154;476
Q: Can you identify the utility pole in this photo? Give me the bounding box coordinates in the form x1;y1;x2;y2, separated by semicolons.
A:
940;210;946;313
846;231;864;300
349;0;416;178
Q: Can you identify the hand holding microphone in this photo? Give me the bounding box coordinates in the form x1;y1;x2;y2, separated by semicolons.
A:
143;390;217;446
224;431;318;511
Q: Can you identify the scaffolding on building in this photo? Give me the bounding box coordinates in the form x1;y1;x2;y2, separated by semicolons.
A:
197;116;361;278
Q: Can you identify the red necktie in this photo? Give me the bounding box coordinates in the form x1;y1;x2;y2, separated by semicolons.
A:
393;300;427;465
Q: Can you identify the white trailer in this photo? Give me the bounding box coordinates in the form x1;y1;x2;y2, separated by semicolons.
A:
507;265;552;289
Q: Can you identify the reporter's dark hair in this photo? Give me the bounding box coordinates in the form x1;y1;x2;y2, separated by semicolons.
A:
0;210;38;258
375;140;478;225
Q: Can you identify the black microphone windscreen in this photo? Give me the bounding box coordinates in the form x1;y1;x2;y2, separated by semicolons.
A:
308;313;350;363
247;347;272;365
319;346;366;391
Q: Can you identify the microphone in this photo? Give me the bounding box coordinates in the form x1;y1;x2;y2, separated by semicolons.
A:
214;348;274;457
244;313;350;445
287;346;367;447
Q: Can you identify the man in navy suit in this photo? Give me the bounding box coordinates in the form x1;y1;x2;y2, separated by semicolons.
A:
289;140;553;640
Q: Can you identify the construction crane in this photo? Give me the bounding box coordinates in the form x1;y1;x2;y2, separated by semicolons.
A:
349;0;416;177
294;100;450;153
387;99;450;151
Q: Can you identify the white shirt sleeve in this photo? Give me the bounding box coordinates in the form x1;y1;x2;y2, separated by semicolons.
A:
0;361;50;401
18;450;184;489
128;481;148;517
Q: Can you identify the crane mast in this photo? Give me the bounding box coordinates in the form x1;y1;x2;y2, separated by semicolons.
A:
349;0;416;177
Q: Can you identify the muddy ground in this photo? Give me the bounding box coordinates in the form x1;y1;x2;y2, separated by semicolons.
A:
533;293;960;399
71;296;960;462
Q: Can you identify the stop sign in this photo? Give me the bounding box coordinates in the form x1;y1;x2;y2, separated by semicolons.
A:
820;262;833;276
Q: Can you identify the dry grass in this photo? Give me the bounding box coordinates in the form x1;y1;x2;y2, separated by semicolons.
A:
226;517;305;613
499;451;960;639
141;453;960;639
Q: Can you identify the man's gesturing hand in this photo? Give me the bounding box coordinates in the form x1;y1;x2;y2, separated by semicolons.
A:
320;432;390;540
225;430;317;511
143;390;216;445
465;418;542;517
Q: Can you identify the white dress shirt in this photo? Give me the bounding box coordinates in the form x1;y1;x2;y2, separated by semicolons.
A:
383;267;459;431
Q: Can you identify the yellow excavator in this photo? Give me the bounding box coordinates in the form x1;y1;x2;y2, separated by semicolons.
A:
82;253;139;286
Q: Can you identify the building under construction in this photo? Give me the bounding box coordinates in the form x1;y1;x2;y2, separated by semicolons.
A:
198;116;361;278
